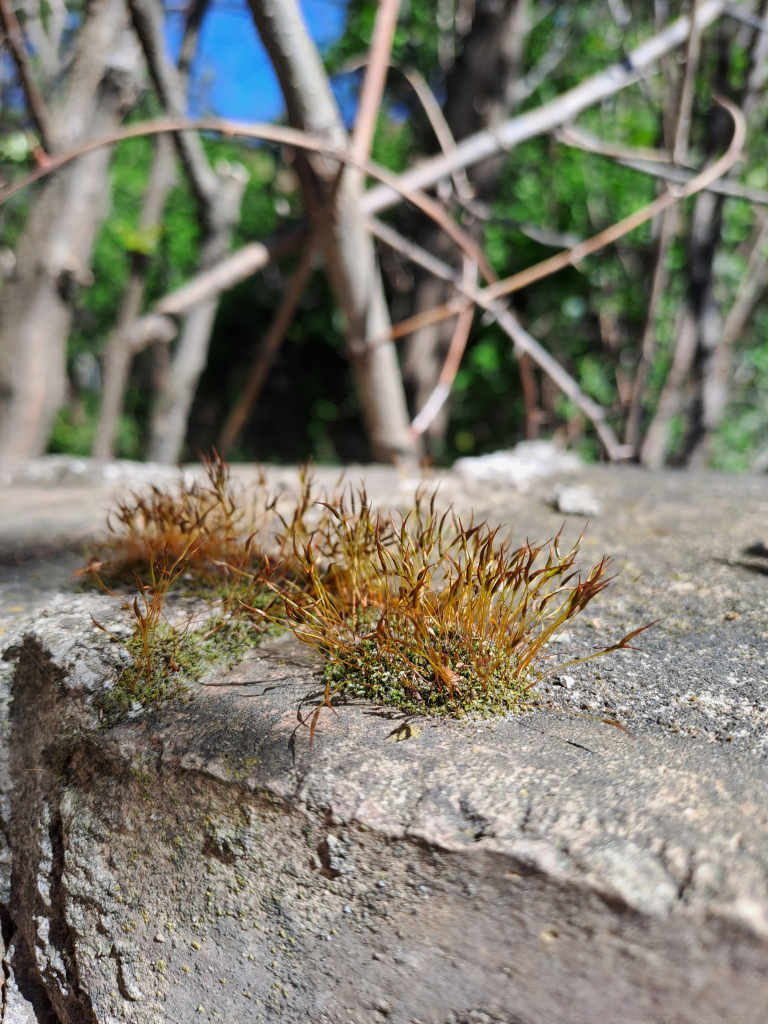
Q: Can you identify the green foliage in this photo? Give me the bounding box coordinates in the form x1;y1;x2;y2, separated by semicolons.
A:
96;615;256;726
22;0;768;469
0;131;31;162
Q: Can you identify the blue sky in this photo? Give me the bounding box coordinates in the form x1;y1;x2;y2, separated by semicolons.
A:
165;0;351;123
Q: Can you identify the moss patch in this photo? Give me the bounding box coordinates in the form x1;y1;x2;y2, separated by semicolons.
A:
322;629;535;717
96;618;275;726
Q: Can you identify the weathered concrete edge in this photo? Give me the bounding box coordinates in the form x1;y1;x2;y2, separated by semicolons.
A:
0;594;766;935
3;596;768;981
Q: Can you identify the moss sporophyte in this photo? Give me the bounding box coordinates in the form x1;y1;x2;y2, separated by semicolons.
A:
85;454;649;726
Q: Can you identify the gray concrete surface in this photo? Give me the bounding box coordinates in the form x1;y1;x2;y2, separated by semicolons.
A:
1;462;767;1023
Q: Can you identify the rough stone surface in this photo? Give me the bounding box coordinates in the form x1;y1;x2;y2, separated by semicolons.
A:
1;465;768;1023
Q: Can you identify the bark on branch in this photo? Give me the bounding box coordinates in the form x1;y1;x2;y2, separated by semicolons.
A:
127;0;222;229
0;0;138;474
128;0;249;463
93;134;177;459
218;242;318;455
350;0;400;166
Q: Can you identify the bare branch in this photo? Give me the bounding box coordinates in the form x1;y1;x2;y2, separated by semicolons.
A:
0;1;729;221
606;0;631;29
723;3;768;33
409;258;476;438
399;66;474;200
155;226;307;316
506;19;571;106
558;120;768;203
94;133;178;459
351;0;400;165
681;2;768;462
124;313;178;352
625;1;700;456
623;205;677;450
555;123;674;164
127;0;221;227
179;0;209;87
368;217;460;286
701;212;768;432
0;0;53;151
672;0;703;165
0;0;732;227
557;130;768;205
22;0;65;83
218;243;317;455
361;0;727;213
640;310;697;468
345;55;474;200
369;217;628;460
0;116;496;284
381;96;746;341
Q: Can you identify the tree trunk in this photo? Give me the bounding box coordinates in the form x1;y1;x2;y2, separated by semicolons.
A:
0;3;138;476
128;0;249;464
246;0;415;464
684;4;768;462
93;133;177;459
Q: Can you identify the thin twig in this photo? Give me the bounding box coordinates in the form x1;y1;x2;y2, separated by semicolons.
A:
0;2;730;222
155;226;309;316
625;6;703;455
94;134;178;458
0;116;496;284
673;0;702;166
616;155;768;205
360;0;727;213
555;123;674;164
700;211;768;435
351;51;537;439
351;0;401;166
624;204;677;450
178;0;209;86
557;122;768;204
0;0;53;151
638;6;714;467
724;2;768;31
128;0;221;227
7;0;729;358
409;258;476;438
345;55;474;200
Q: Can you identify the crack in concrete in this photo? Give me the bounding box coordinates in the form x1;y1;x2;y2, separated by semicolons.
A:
4;638;98;1024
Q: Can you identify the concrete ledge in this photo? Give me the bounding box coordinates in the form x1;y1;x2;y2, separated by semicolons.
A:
1;466;768;1022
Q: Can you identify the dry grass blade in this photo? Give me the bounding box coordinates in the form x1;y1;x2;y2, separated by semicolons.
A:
91;541;200;720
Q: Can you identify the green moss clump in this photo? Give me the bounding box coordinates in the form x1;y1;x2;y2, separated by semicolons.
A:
96;618;269;726
322;628;534;717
